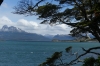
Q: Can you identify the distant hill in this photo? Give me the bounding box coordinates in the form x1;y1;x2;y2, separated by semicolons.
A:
51;34;96;42
1;25;94;42
0;25;50;41
52;34;75;40
43;34;54;39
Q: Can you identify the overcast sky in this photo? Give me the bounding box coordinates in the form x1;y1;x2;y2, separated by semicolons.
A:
0;0;72;35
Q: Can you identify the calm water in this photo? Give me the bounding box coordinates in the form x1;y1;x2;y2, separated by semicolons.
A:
0;41;99;66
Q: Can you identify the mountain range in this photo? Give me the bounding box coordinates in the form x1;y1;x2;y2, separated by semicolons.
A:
0;25;78;41
0;25;25;33
52;34;75;40
0;25;51;41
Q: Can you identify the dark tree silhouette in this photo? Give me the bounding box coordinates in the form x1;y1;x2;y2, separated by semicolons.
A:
0;0;3;5
13;0;100;66
13;0;100;42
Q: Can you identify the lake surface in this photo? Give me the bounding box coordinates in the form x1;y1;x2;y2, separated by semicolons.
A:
0;41;100;66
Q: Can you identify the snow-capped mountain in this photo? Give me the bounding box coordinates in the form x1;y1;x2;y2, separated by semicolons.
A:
0;25;50;41
0;25;25;33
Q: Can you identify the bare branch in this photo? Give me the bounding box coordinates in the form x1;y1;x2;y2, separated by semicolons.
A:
67;46;100;65
13;0;45;16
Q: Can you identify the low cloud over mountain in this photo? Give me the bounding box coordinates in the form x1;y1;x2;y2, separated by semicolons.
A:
0;25;25;33
0;25;50;41
0;16;71;35
0;25;76;41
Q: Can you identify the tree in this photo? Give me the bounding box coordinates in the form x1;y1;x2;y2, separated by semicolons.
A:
13;0;100;42
39;46;100;66
13;0;100;66
0;0;3;5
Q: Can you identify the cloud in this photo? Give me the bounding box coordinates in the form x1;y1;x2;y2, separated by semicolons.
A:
17;19;38;27
1;3;8;8
0;1;71;35
0;16;71;35
0;16;14;28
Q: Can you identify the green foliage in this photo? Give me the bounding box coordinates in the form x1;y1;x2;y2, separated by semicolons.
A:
39;46;100;66
93;3;100;11
65;46;72;53
82;57;95;66
95;56;100;66
13;0;100;65
36;3;61;18
39;52;62;66
82;56;100;66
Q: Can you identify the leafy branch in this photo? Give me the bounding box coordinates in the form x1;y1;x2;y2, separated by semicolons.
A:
39;46;100;66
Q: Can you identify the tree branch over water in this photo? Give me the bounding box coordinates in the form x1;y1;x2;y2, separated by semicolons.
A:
67;46;100;65
13;0;100;66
